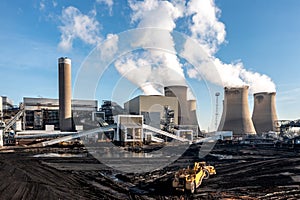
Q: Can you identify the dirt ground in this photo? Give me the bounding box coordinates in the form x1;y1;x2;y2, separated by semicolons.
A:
0;144;299;200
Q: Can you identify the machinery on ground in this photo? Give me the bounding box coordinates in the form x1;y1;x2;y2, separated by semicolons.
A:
172;162;216;193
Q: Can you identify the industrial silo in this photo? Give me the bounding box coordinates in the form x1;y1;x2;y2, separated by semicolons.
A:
218;86;256;136
58;57;73;131
252;92;278;133
164;86;189;126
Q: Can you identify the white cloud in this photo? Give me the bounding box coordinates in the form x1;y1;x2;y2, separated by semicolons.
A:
96;0;114;14
58;6;102;52
39;1;45;11
52;1;57;7
98;33;119;61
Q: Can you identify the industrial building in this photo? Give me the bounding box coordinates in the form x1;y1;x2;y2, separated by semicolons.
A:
23;97;98;131
164;86;199;134
99;100;126;124
218;86;256;137
124;95;179;129
1;96;14;111
252;92;278;133
124;86;200;139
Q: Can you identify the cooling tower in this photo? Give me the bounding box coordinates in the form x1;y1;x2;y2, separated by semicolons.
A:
252;92;278;133
218;86;256;136
58;57;73;132
188;100;198;126
164;86;189;125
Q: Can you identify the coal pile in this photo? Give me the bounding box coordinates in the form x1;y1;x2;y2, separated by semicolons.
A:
0;144;299;199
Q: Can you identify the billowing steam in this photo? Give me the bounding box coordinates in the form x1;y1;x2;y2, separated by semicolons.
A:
113;0;276;95
114;0;186;95
184;0;276;94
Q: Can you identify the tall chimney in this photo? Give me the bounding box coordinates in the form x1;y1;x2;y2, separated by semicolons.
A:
252;92;278;133
58;57;73;132
164;86;189;126
218;86;256;136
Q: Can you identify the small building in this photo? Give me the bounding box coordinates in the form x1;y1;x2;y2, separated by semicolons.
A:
114;115;143;146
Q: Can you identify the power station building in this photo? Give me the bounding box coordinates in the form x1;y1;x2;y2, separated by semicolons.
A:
124;95;179;129
23;97;98;131
124;85;200;138
21;57;98;131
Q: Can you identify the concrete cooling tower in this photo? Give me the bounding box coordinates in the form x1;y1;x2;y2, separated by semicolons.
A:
188;100;198;126
58;57;73;132
218;86;256;136
252;92;278;133
164;86;189;126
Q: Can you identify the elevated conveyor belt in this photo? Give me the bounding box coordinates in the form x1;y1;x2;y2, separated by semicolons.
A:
143;124;190;143
30;124;116;147
4;109;23;132
151;136;165;143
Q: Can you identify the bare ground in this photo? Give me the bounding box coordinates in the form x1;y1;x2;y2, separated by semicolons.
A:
0;144;299;200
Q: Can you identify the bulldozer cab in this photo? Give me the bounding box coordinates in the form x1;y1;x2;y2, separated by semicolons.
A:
193;162;203;172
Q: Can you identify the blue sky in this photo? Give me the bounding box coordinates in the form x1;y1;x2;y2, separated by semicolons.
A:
0;0;299;130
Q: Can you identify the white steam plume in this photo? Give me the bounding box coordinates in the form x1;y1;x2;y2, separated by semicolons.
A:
184;0;276;94
187;0;226;55
114;0;186;95
112;0;275;95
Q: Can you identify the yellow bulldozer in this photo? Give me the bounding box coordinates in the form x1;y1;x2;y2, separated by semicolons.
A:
172;162;216;193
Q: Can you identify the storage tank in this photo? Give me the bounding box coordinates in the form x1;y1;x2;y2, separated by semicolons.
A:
58;57;73;131
164;86;189;126
252;92;278;133
218;86;256;136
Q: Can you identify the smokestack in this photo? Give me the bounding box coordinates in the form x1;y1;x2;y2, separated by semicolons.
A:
164;86;189;126
58;57;73;132
218;86;256;136
252;92;278;133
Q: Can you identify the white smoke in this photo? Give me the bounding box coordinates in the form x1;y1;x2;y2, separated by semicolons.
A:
114;0;186;95
186;0;226;55
241;69;276;94
115;51;186;95
184;0;276;94
103;0;276;95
